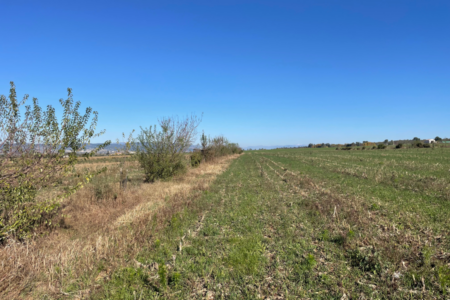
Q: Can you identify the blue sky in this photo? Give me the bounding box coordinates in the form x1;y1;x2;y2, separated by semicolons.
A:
1;0;449;147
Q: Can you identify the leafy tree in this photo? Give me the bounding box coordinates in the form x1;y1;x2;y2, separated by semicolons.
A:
0;82;110;240
435;136;443;142
413;137;420;141
308;143;313;148
356;142;361;146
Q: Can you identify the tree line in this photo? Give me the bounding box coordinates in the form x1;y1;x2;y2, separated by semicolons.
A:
0;82;241;241
308;137;447;149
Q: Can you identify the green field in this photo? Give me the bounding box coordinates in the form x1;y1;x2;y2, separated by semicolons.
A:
96;148;450;299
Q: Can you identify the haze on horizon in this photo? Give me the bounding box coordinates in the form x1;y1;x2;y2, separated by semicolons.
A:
1;0;449;148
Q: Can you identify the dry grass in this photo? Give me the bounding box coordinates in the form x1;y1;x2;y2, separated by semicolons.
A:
0;155;239;299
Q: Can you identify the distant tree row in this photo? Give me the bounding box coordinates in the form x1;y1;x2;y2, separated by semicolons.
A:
308;136;447;149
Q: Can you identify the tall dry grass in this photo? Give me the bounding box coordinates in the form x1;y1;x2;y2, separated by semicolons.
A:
0;154;239;299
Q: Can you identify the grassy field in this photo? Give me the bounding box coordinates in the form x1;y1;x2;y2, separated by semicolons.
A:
2;148;450;299
92;148;450;299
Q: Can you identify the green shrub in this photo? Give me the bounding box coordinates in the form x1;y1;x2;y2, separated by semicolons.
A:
190;151;202;167
377;144;386;149
202;148;216;162
423;143;431;148
396;143;403;149
135;115;201;182
199;133;242;161
415;142;423;148
362;146;366;150
372;146;376;149
137;152;186;182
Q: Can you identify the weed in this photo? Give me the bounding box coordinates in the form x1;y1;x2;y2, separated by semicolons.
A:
319;229;330;241
169;272;181;286
158;264;167;288
303;254;317;271
225;237;267;276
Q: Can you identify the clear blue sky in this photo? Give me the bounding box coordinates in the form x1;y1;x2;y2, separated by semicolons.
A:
2;0;449;147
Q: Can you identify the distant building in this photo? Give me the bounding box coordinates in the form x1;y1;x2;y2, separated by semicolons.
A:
424;139;436;144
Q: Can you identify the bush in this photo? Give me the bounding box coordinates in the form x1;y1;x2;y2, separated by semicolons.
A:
396;143;403;149
135;115;201;182
362;146;366;150
201;148;216;162
415;142;423;148
199;133;242;161
423;143;431;148
372;146;376;149
190;151;202;167
377;144;386;149
336;148;340;150
138;152;186;182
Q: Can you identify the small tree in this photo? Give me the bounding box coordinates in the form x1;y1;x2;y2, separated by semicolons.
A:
413;137;420;141
201;131;209;150
308;143;313;148
0;82;110;240
435;136;442;142
135;114;202;182
116;130;135;155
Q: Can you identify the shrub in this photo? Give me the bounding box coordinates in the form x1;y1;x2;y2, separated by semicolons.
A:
137;147;187;182
135;115;201;182
336;148;340;150
423;143;431;148
199;133;242;161
190;151;202;167
362;146;366;150
201;148;216;162
377;144;386;149
415;142;423;148
372;146;376;149
396;143;403;149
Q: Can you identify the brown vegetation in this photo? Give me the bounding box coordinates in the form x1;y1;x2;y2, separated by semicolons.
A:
0;154;239;298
